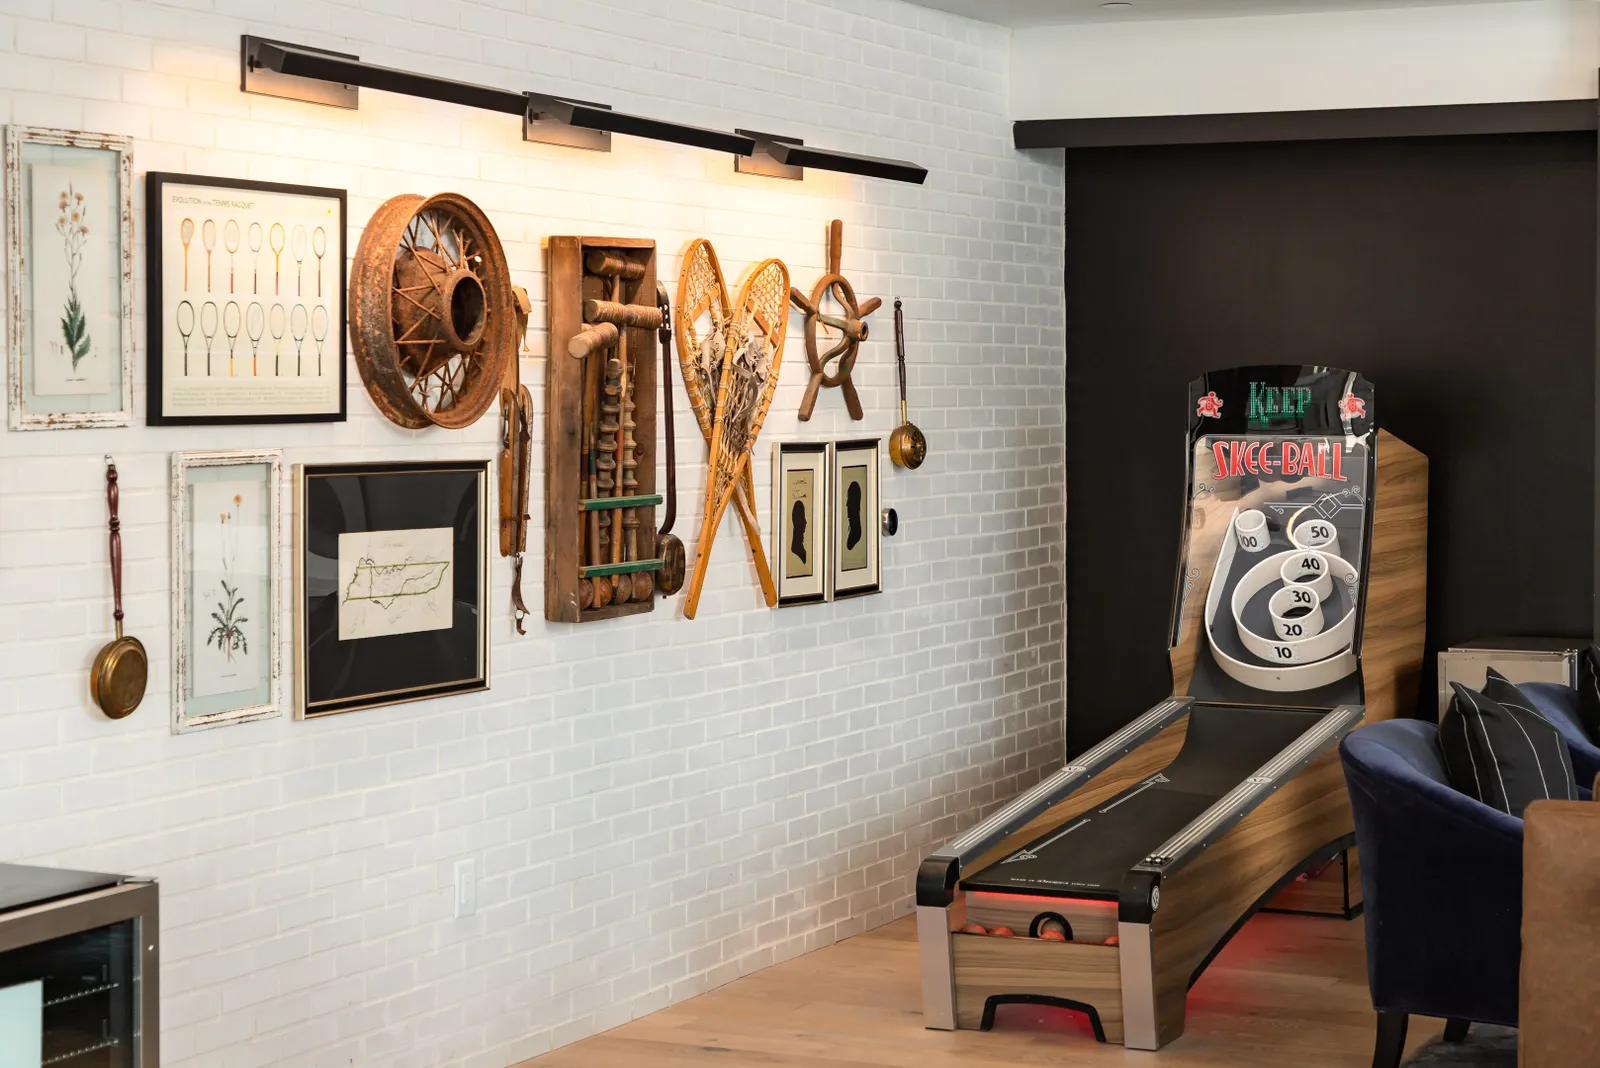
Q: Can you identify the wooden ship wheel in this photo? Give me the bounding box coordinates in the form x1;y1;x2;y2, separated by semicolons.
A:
349;192;515;429
790;220;881;422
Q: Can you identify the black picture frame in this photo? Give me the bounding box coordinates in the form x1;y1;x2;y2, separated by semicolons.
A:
295;460;489;718
831;438;882;599
146;171;348;425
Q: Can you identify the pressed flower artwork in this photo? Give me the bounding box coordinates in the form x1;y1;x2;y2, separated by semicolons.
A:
6;128;132;427
26;163;114;396
173;451;281;733
56;185;93;369
190;478;266;699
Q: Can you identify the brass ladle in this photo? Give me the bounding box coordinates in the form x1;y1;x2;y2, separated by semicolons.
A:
90;457;147;719
889;300;926;470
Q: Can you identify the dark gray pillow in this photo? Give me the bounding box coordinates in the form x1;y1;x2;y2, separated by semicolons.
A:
1577;644;1600;742
1441;674;1578;818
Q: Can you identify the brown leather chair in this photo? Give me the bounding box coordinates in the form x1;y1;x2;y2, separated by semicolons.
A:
1519;775;1600;1068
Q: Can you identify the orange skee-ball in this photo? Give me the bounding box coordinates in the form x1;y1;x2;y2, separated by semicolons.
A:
990;927;1015;938
962;924;987;936
1038;929;1067;942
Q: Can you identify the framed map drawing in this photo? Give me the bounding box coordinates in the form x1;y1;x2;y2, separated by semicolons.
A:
772;441;829;607
171;449;282;733
5;126;134;429
296;460;488;718
146;172;347;425
337;527;453;640
830;439;881;599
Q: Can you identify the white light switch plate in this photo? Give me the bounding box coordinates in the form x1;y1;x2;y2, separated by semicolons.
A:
454;859;476;918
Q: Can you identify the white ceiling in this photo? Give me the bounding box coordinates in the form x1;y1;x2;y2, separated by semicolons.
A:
916;0;1532;29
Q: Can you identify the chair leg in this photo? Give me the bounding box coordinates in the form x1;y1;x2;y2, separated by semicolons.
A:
1443;1019;1471;1043
1372;1012;1409;1068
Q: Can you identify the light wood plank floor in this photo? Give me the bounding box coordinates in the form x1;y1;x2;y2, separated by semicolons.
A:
523;911;1445;1066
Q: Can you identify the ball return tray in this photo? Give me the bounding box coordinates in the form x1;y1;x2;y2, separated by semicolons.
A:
916;697;1365;1049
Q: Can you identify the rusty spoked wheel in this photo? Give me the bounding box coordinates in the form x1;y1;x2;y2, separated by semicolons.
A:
350;192;514;429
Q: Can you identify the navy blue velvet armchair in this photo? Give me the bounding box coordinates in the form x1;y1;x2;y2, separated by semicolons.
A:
1341;720;1524;1068
1519;682;1600;789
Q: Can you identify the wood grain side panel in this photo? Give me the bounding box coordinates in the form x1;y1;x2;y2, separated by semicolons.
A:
545;237;584;623
951;933;1124;1042
1146;747;1353;1047
962;716;1190;877
1362;430;1428;723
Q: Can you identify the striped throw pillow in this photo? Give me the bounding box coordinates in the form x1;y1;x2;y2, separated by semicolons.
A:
1441;673;1577;818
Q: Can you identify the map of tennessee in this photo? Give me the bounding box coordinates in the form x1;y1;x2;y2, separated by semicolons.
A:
343;557;451;610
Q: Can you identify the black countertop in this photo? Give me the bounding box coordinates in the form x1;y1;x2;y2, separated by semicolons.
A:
0;863;123;915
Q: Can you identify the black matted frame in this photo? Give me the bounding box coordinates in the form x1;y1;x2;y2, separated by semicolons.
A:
145;171;348;425
830;437;882;600
294;459;489;719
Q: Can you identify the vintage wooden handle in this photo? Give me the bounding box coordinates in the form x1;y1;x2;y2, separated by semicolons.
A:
894;299;907;408
828;219;843;275
499;389;516;556
569;322;619;360
789;286;818;318
583;300;664;330
657;282;678;538
106;459;125;636
585;250;645;280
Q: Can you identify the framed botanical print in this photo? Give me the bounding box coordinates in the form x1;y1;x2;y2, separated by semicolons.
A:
830;438;881;599
295;460;489;718
146;172;347;425
772;442;829;607
171;450;282;733
4;126;134;429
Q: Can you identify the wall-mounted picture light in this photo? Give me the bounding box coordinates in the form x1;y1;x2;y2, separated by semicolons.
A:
242;37;927;184
737;130;929;185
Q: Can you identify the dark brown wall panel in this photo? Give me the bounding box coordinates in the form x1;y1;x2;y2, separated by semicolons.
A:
1065;132;1596;754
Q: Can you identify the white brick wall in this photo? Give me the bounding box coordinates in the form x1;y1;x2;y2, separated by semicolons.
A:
0;1;1065;1064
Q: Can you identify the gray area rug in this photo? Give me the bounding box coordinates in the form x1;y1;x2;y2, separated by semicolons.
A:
1402;1025;1517;1067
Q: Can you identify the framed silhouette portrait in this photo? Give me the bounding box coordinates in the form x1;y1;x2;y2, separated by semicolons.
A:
830;438;881;599
773;442;829;606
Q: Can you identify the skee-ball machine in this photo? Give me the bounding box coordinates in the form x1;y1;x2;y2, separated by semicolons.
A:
917;366;1427;1049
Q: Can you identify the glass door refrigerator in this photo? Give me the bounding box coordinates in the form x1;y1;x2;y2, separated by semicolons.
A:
0;864;158;1066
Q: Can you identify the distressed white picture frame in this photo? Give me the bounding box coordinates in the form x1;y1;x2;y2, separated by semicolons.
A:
4;126;134;429
171;449;282;733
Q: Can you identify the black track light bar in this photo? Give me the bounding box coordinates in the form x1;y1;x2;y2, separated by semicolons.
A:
241;37;928;182
736;130;927;185
770;139;929;185
526;94;755;156
244;37;522;114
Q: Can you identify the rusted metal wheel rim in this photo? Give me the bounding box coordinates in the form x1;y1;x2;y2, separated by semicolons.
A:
349;192;515;429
